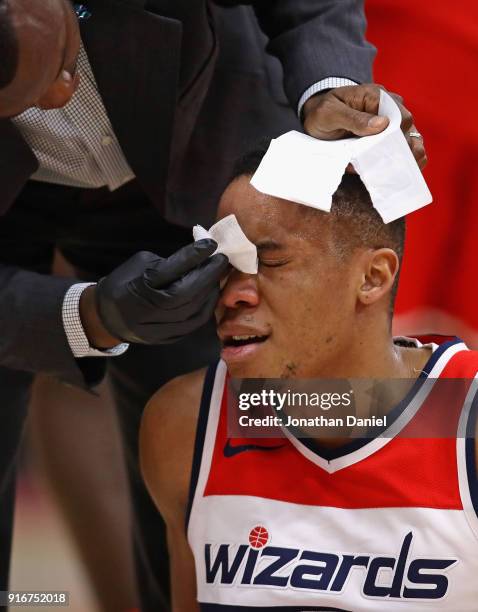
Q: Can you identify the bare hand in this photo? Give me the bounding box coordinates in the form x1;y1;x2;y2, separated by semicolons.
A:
302;84;427;169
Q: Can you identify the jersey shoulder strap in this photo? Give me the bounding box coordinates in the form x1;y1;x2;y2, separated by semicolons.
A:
185;361;226;530
440;347;478;379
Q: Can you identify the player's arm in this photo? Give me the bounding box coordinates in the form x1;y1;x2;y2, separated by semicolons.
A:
140;369;206;612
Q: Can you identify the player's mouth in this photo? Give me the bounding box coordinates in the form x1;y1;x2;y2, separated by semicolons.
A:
220;331;270;363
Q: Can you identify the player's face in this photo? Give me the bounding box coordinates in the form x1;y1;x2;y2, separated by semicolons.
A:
215;176;359;378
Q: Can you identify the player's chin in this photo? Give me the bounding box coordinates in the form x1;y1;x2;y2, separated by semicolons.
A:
222;354;274;379
223;356;280;380
222;357;261;379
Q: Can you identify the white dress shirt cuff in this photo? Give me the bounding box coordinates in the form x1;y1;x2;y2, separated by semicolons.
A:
62;283;129;358
298;77;359;117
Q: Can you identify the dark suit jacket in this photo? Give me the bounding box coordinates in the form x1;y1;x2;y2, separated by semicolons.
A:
0;0;375;385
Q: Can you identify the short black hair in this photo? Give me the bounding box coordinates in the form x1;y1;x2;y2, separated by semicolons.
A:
0;0;19;90
231;138;406;310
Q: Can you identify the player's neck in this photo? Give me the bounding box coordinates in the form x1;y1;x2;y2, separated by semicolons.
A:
310;337;432;449
316;321;427;378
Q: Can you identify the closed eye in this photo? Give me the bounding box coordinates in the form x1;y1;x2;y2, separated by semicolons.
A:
259;259;290;268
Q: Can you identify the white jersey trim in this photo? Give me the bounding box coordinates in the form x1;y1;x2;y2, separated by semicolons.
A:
457;374;478;541
188;361;227;547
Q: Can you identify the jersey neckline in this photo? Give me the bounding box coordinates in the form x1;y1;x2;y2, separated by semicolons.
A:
283;337;466;473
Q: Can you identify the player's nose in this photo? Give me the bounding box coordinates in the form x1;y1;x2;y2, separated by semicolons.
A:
218;270;260;310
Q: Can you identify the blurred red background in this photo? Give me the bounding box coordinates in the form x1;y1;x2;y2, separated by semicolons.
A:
366;0;478;346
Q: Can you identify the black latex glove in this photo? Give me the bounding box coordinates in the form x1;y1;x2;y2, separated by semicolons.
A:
96;239;229;344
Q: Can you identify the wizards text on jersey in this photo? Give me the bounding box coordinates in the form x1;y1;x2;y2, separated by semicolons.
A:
205;529;458;600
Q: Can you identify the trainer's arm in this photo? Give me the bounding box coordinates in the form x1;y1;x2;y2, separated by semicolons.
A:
140;370;206;612
0;242;228;388
215;0;375;107
0;263;104;386
248;0;375;110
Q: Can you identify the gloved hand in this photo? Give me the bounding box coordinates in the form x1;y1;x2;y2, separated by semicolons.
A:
95;239;229;344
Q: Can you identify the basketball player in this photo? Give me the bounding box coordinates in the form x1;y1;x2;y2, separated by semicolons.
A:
140;146;478;611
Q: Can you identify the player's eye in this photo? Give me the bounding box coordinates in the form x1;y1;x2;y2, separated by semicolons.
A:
259;259;290;268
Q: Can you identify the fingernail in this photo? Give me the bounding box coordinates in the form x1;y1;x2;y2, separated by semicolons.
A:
62;70;73;83
196;238;218;252
368;116;385;128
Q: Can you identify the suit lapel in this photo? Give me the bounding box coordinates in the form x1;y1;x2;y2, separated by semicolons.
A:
80;0;182;208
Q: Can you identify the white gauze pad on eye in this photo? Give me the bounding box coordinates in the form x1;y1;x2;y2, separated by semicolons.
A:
250;91;432;223
193;214;258;274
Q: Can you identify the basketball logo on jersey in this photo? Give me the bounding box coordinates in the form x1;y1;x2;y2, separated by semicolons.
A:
204;528;458;601
248;526;269;549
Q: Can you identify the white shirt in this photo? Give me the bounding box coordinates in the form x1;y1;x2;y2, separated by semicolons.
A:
13;43;134;191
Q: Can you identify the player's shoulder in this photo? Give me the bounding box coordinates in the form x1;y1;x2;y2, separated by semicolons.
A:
141;367;207;461
140;367;208;521
144;367;207;426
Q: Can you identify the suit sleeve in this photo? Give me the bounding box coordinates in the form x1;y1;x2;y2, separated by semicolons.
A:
0;264;105;388
234;0;376;109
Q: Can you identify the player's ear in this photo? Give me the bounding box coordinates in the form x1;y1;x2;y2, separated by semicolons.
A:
357;248;399;306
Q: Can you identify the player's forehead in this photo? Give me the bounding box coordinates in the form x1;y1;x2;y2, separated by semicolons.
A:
218;175;329;250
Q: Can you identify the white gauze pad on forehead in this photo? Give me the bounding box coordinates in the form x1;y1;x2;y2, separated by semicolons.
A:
250;91;432;223
193;214;258;274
